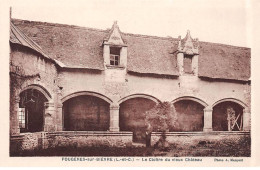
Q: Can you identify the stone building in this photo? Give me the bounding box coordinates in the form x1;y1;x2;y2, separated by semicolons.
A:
9;18;251;151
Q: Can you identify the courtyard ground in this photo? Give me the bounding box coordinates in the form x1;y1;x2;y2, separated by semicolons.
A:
10;136;250;157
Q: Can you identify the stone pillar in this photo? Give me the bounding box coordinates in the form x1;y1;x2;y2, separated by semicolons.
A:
12;96;20;135
203;107;213;132
177;52;184;75
243;108;251;131
109;104;120;132
192;54;198;76
103;44;110;66
56;103;63;131
44;102;55;132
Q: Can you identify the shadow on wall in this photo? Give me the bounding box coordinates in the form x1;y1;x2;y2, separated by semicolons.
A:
63;95;110;131
173;100;204;131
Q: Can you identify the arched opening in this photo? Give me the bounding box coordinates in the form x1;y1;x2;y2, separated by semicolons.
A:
119;97;156;143
213;101;244;131
63;95;110;131
19;89;48;132
172;100;205;131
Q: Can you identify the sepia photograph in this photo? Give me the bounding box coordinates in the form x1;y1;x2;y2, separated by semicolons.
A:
8;0;252;158
1;0;259;167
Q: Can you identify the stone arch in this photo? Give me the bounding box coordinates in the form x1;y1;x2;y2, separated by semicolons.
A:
171;96;208;107
118;94;160;142
61;91;113;104
212;98;248;109
18;84;51;132
212;98;248;131
118;93;161;104
20;84;52;101
171;96;208;132
62;91;113;131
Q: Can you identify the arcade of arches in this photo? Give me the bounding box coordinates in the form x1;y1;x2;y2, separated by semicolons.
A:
16;89;250;135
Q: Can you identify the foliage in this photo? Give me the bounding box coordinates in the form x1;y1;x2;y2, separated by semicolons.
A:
145;102;178;133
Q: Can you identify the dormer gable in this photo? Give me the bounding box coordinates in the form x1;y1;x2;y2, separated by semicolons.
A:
104;21;126;46
178;30;199;55
102;21;128;82
177;30;199;76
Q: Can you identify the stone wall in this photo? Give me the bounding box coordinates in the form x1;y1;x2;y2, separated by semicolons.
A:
10;132;42;153
45;131;133;148
10;131;133;154
10;45;58;99
58;70;250;107
10;44;58;134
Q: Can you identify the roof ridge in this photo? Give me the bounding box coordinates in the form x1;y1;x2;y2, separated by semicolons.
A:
12;18;250;49
12;18;110;33
12;18;179;42
199;40;250;50
122;32;179;41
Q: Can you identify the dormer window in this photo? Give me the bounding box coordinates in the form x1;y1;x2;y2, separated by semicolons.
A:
177;30;199;76
103;21;127;70
183;54;193;74
110;47;121;66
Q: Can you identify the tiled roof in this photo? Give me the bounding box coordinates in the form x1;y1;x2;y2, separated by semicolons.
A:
11;19;250;81
123;34;179;76
10;22;50;59
198;42;250;81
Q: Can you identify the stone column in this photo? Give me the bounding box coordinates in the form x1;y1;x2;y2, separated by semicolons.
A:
177;53;184;75
44;102;55;132
203;107;213;132
243;108;251;131
56;103;63;131
109;104;120;132
12;96;20;135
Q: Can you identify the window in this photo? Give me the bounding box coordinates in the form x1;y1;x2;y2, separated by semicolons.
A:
183;54;193;74
18;108;26;129
110;47;120;66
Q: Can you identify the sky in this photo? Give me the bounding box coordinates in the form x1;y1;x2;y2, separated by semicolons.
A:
9;0;251;47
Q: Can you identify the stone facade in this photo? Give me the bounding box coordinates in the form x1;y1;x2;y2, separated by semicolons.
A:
9;19;251;150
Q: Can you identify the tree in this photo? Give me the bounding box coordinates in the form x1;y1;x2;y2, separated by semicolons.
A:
144;102;178;148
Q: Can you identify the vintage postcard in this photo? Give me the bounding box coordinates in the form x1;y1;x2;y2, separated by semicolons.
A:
0;0;259;167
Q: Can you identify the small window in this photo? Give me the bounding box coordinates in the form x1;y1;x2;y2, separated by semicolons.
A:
183;54;193;74
110;47;120;66
18;108;26;129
